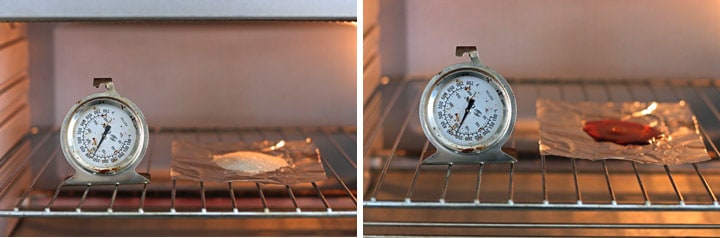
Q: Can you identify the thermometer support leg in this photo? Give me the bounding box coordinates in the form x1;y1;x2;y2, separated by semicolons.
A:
422;149;517;165
63;170;150;186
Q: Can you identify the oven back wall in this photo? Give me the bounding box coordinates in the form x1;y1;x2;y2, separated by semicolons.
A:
33;22;356;128
380;0;720;79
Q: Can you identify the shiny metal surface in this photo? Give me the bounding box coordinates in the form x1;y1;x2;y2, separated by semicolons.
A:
13;217;356;236
0;0;357;21
418;46;517;165
60;78;150;186
365;79;720;236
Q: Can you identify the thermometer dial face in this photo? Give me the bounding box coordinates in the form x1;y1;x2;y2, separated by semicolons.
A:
63;97;145;174
422;69;514;153
432;74;505;148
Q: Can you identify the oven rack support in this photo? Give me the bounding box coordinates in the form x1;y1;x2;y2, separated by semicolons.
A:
364;79;720;236
0;126;356;219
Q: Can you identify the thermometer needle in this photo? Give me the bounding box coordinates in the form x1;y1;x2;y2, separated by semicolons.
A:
93;124;111;157
459;96;475;128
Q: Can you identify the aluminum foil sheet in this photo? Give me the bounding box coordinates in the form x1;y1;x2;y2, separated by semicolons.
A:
537;99;710;165
171;139;328;184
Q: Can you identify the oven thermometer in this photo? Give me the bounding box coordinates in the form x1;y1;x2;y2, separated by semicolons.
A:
419;46;517;164
60;78;150;185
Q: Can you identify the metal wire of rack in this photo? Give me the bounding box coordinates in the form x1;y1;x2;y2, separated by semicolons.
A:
364;79;720;236
0;126;356;219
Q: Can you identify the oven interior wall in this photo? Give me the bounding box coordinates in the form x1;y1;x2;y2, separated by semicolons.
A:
28;22;357;128
379;0;720;80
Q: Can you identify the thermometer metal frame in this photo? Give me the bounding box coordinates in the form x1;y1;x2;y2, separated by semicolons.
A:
419;46;517;165
60;78;150;185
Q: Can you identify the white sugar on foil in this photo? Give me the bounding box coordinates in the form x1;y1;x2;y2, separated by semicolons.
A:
171;140;327;184
212;151;289;175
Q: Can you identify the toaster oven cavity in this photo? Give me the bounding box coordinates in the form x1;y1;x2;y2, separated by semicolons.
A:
364;79;720;237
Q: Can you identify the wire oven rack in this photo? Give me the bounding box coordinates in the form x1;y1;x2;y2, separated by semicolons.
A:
364;79;720;236
0;126;356;220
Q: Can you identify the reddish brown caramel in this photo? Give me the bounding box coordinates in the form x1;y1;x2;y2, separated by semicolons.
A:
583;120;662;146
